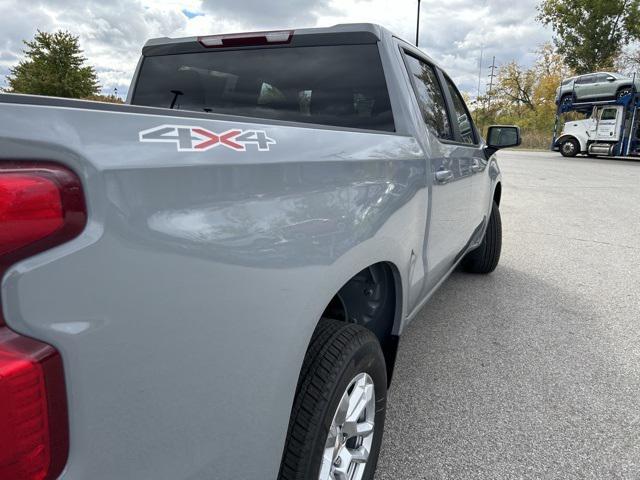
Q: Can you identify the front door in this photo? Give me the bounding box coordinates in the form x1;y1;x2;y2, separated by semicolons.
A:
593;73;615;98
439;72;489;234
595;106;623;141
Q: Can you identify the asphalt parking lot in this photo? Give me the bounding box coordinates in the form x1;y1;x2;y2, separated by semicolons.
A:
376;150;640;479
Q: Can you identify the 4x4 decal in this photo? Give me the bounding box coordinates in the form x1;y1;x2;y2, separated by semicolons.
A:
139;125;276;152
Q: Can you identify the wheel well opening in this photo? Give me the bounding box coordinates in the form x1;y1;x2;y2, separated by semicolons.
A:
493;182;502;207
321;262;400;385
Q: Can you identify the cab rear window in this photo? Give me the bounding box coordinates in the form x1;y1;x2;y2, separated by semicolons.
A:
131;44;394;132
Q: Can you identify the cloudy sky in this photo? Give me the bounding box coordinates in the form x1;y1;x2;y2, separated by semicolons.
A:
0;0;552;98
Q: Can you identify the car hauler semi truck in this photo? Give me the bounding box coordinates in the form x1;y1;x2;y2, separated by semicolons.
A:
552;90;640;158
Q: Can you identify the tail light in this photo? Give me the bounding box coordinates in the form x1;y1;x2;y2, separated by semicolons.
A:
198;30;293;48
0;162;86;480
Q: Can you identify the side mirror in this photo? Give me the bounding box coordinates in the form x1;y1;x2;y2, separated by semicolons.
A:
606;76;616;82
485;125;521;157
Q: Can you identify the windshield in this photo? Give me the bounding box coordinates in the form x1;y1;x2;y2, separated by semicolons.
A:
131;44;394;132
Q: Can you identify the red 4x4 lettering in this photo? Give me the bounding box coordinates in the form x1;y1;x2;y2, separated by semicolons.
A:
192;129;244;150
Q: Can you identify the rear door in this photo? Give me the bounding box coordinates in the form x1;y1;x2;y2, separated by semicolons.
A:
400;50;473;293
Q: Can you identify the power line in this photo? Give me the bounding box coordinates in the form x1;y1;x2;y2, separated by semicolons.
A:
475;45;484;123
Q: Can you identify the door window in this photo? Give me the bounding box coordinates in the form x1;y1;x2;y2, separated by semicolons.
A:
402;53;452;141
576;75;596;85
442;75;477;145
600;108;617;120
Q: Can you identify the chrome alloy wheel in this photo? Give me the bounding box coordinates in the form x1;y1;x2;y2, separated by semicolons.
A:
318;373;376;480
562;141;576;155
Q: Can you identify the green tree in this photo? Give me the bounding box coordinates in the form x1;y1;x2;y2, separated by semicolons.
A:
494;61;537;111
84;94;124;104
473;43;576;148
7;30;99;98
537;0;640;74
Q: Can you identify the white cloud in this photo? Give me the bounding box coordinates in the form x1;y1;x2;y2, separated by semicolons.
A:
0;0;552;98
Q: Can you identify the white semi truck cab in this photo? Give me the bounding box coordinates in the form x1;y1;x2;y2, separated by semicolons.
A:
555;105;626;157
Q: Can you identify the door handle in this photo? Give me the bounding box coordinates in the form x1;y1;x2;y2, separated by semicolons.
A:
435;169;454;184
471;159;483;172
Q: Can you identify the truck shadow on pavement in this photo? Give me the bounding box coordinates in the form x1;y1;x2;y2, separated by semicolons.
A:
375;266;639;479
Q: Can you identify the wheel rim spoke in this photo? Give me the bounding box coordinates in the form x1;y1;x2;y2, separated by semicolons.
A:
346;380;373;425
333;390;350;426
325;425;339;449
347;446;370;464
342;420;374;439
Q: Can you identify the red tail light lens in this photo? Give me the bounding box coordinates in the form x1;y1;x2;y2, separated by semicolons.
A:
0;330;68;480
0;162;85;480
0;162;86;290
0;174;64;256
198;30;293;48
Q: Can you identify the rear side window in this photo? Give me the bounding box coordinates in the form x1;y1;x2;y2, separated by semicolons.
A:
402;53;452;141
132;44;394;132
442;75;477;145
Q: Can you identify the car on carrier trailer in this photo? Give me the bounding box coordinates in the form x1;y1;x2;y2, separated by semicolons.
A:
0;24;520;480
553;87;640;158
555;72;640;106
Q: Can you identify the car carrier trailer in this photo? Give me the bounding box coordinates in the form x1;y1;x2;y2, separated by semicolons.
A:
552;88;640;158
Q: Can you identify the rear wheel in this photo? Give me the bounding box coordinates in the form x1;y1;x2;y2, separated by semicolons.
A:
462;200;502;274
560;93;574;107
616;87;633;101
560;137;580;157
278;319;387;480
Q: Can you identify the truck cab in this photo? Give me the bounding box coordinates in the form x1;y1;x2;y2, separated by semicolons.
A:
555;105;626;157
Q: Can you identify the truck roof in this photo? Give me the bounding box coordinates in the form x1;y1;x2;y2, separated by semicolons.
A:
142;23;395;56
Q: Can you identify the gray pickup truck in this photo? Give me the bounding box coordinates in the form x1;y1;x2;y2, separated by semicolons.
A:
0;23;519;480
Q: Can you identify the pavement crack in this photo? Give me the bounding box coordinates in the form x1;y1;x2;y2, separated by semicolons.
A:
508;230;639;250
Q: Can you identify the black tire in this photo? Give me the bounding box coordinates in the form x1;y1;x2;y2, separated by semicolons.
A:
616;87;632;101
278;319;387;480
462;200;502;274
559;137;580;157
560;93;574;106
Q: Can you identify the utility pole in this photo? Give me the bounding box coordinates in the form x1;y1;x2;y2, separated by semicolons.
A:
475;45;484;123
486;56;497;108
416;0;421;46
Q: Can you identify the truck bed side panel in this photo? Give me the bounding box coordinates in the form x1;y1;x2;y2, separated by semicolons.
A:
0;102;427;479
